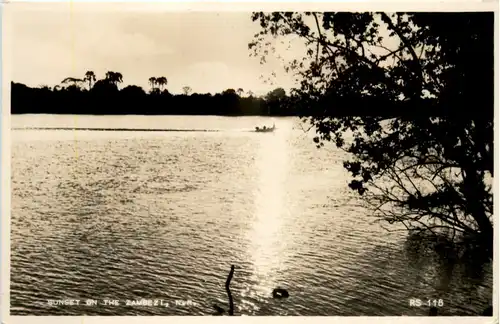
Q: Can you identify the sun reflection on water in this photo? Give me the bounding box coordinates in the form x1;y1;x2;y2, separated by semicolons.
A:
247;122;292;307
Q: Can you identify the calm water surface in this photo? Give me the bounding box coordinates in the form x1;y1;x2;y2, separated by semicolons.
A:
10;115;492;315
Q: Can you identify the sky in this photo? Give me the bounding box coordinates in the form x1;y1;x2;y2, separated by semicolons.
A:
9;3;300;95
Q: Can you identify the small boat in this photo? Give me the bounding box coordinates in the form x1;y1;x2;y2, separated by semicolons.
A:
255;123;276;133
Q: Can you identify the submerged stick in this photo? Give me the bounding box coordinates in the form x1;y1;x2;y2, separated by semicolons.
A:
225;265;235;315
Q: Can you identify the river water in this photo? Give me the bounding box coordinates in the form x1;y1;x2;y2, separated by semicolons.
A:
10;115;492;316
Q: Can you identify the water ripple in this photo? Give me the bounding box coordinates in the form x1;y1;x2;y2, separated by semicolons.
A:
11;117;492;316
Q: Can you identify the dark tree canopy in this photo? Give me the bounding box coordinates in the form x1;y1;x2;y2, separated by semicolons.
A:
11;71;295;117
266;87;286;101
250;12;494;253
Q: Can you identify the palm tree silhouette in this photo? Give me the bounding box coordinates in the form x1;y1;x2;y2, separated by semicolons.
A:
105;71;123;87
156;77;168;91
237;88;244;97
84;71;96;90
148;77;157;92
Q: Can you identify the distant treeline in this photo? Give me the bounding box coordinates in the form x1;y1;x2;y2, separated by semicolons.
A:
11;71;490;118
11;71;297;116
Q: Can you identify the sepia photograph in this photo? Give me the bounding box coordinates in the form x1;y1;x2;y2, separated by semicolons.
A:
4;2;496;319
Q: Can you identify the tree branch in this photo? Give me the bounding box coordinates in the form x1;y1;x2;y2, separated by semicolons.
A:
380;13;423;97
225;265;235;316
312;13;322;63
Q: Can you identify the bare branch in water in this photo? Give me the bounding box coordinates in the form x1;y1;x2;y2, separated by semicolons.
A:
225;265;235;316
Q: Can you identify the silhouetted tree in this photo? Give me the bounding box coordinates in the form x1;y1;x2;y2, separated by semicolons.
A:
92;79;120;96
121;85;146;96
84;71;96;90
105;71;123;87
237;88;244;97
39;85;51;91
250;12;494;253
11;75;294;117
266;87;286;101
156;77;168;91
61;77;84;89
149;77;157;92
265;87;288;115
223;89;236;96
182;86;192;95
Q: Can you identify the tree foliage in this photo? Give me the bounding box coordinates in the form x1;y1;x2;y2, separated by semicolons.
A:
182;86;193;95
84;71;96;90
250;12;494;251
12;74;293;116
156;77;168;91
61;77;85;89
105;71;123;87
